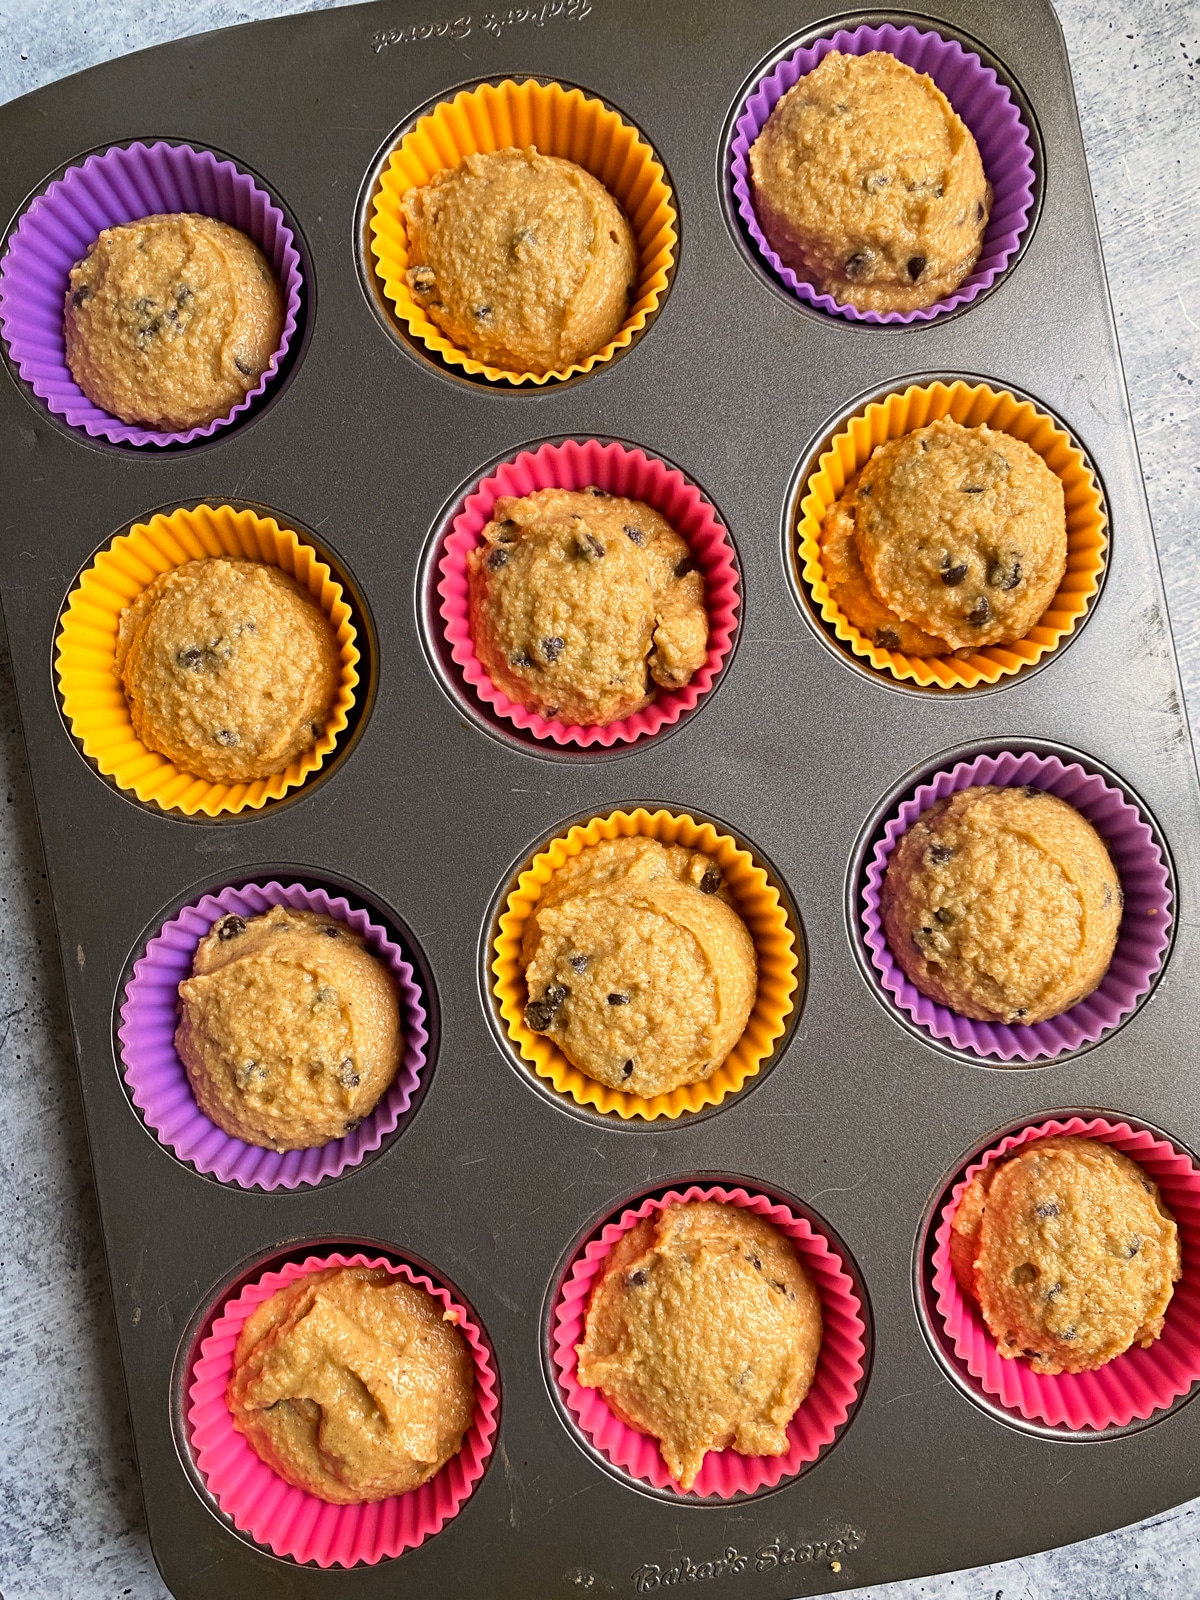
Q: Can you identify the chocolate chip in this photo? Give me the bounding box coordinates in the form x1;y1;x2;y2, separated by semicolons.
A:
510;650;534;669
338;1058;360;1089
976;200;986;224
699;865;722;895
407;265;437;294
310;721;323;739
497;519;519;543
935;906;955;924
486;547;509;570
987;556;1023;590
474;305;492;319
843;250;873;280
674;555;699;579
524;996;565;1032
570;953;589;973
875;627;901;650
750;1256;762;1271
619;1060;636;1081
1127;1235;1142;1257
575;530;605;560
961;484;984;494
175;283;193;305
511;226;536;250
861;169;890;192
966;596;992;626
217;915;246;941
234;1059;266;1089
314;985;338;1007
624;525;645;545
1059;1326;1077;1340
70;284;91;307
213;728;240;746
927;842;953;865
1045;1281;1062;1300
1036;1201;1059;1219
541;636;565;663
941;560;969;586
857;482;872;498
176;646;204;669
234;357;254;377
134;296;157;314
322;924;341;938
626;1269;648;1287
608;992;629;1005
770;1279;787;1293
585;486;612;498
1013;1007;1028;1019
906;255;927;282
921;437;931;452
343;1118;361;1133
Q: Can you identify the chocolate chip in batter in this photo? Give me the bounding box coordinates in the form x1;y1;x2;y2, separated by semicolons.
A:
321;925;342;939
585;486;612;498
975;200;986;224
338;1058;360;1089
176;646;205;669
1013;1007;1028;1019
966;596;992;626
622;1059;634;1077
843;250;874;281
213;728;240;747
1059;1325;1077;1340
1127;1235;1143;1257
906;255;927;282
941;557;969;586
344;1117;361;1133
927;843;954;865
935;906;955;924
861;169;890;192
497;519;519;543
608;992;630;1005
574;530;606;561
1045;1281;1062;1300
749;1255;762;1271
1036;1201;1059;1219
486;547;509;571
474;305;492;320
961;484;984;495
510;650;534;669
699;864;722;895
524;984;568;1032
234;357;253;377
570;953;589;973
217;915;246;941
310;721;323;740
70;284;91;307
626;1269;648;1287
875;627;901;650
407;265;437;295
541;636;565;664
987;555;1023;590
235;1059;267;1089
674;555;699;579
624;524;646;545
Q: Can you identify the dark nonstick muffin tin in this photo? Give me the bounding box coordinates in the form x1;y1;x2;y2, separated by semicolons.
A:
1;1;1198;1594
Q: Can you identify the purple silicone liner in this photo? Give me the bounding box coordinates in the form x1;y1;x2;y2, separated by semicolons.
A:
861;752;1173;1062
729;23;1037;324
0;141;302;446
117;881;429;1190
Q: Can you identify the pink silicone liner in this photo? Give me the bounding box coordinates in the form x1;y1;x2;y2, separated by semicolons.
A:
0;140;302;446
187;1250;499;1566
861;750;1173;1062
551;1184;868;1497
117;881;429;1191
729;22;1037;324
931;1116;1200;1430
437;438;741;749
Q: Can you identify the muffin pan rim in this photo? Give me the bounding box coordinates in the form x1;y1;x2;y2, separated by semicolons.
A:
911;1106;1200;1442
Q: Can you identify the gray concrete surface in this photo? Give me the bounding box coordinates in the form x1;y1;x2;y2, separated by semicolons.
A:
0;0;1196;1595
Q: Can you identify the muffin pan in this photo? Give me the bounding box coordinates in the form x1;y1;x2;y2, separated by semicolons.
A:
1;1;1199;1595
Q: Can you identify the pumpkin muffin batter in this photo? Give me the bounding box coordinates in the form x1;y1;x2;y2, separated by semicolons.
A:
228;1265;475;1502
176;905;402;1150
64;212;284;430
881;785;1122;1025
854;419;1066;649
576;1202;822;1489
818;474;948;656
520;837;756;1097
117;558;340;785
749;50;991;313
468;487;708;726
401;146;637;374
950;1137;1180;1375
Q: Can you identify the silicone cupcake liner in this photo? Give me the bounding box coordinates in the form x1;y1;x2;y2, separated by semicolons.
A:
187;1250;498;1565
861;750;1172;1063
551;1184;867;1496
438;439;740;748
797;379;1108;689
369;78;676;384
0;141;302;445
931;1116;1200;1430
55;504;360;817
118;880;428;1190
730;22;1036;324
493;808;798;1119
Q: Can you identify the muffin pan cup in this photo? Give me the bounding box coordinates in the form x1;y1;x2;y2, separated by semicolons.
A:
3;2;1200;1596
186;1250;499;1566
728;20;1037;324
0;140;303;445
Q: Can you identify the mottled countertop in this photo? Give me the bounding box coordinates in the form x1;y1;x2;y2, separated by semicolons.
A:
0;1;1196;1596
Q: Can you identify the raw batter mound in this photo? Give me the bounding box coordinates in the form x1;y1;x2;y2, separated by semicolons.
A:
228;1266;475;1502
519;836;757;1098
950;1137;1179;1375
576;1202;822;1489
401;146;636;374
881;785;1122;1025
749;50;991;313
176;906;402;1150
468;486;708;726
854;418;1066;649
117;558;340;785
64;212;284;430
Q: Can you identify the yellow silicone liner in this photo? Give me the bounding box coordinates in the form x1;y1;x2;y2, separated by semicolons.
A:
369;78;678;385
493;808;799;1121
797;380;1108;688
55;505;360;818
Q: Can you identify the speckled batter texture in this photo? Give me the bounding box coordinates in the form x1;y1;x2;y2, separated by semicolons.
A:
749;50;991;312
951;1137;1180;1375
176;906;402;1151
882;785;1122;1025
855;419;1067;649
818;474;949;655
64;212;284;429
520;837;757;1098
467;487;708;726
117;558;340;784
227;1266;475;1503
576;1202;822;1490
401;146;636;374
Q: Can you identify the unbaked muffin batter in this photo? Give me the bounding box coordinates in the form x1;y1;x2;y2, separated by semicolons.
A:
749;50;991;313
401;146;636;373
176;906;402;1150
228;1265;475;1502
881;785;1122;1025
576;1202;822;1489
951;1137;1179;1374
468;487;708;726
520;837;757;1097
64;213;284;430
854;419;1066;649
117;558;340;785
818;475;948;656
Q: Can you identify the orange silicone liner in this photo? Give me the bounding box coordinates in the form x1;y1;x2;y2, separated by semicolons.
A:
796;380;1108;688
55;504;360;818
492;808;798;1120
369;78;677;385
